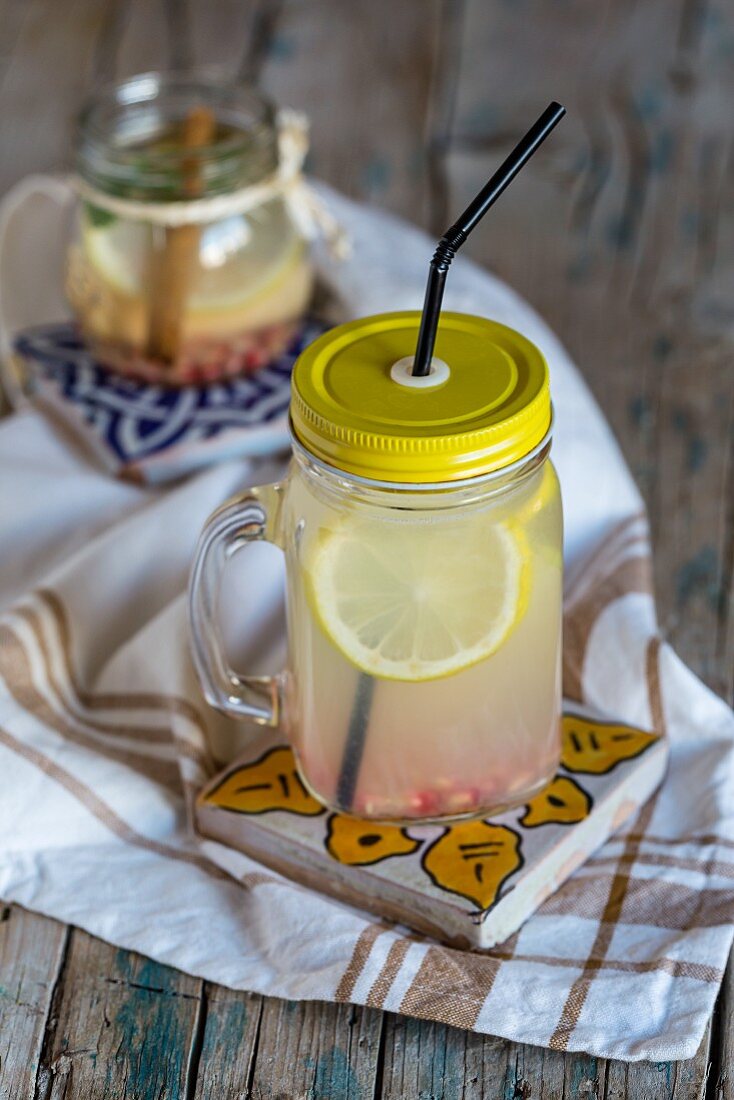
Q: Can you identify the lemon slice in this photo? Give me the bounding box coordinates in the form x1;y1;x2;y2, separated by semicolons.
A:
82;203;305;311
306;517;529;682
83;218;147;298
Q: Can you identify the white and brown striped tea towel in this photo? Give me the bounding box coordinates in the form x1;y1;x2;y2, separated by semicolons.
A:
0;187;732;1060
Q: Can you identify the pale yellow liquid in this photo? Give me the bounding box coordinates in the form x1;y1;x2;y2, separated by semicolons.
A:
65;197;313;371
282;459;563;821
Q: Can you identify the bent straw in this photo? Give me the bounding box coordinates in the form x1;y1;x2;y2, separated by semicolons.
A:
412;101;566;376
334;102;566;816
146;105;216;365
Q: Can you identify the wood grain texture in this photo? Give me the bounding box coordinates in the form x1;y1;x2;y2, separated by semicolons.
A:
259;0;444;227
0;0;731;1095
712;960;733;1099
191;984;263;1100
33;931;203;1099
604;1028;711;1100
248;998;383;1100
0;906;67;1098
379;1016;711;1099
0;0;107;195
448;0;734;705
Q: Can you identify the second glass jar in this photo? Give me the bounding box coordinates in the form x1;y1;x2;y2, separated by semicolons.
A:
66;73;313;382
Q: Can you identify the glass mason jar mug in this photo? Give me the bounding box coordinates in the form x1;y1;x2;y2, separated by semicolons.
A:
66;72;314;382
189;312;563;822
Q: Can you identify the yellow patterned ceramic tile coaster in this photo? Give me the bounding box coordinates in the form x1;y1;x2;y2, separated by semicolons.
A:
195;704;668;949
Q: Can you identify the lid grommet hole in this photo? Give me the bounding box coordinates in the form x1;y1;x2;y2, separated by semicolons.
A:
390;356;450;389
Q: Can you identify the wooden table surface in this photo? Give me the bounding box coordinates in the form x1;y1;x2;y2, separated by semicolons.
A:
1;0;732;1096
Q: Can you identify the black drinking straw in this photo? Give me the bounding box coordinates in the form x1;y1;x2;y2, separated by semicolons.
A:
335;673;376;811
335;102;566;815
412;101;566;376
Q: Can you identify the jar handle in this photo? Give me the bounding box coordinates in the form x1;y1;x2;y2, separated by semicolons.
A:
189;484;284;727
0;174;75;407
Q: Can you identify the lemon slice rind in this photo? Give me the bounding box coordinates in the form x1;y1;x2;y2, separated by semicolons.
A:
306;519;530;683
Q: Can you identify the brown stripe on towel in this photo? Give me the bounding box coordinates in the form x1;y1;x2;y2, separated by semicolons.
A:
12;597;214;774
335;921;392;1003
0;723;228;879
13;603;174;743
240;871;285;888
399;946;504;1031
0;625;183;792
587;851;734;880
38;588;211;739
548;635;665;1050
629;832;734;851
563;513;647;605
366;936;414;1008
540;872;734;930
646;635;665;733
488;945;721;982
563;556;654;701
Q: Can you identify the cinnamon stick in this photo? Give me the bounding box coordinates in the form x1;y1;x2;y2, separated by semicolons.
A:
146;105;216;365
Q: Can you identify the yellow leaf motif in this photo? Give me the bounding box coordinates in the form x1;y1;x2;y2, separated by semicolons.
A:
520;776;592;828
422;822;523;912
325;815;420;866
562;714;658;775
204;746;325;816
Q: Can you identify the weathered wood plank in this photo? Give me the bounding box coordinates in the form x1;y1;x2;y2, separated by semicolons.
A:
711;960;733;1099
436;0;731;1093
379;1017;602;1100
379;1015;514;1100
190;0;276;82
0;905;67;1099
34;930;202;1099
0;1;729;1097
248;998;383;1100
109;0;171;80
604;1027;711;1099
0;0;109;195
446;0;734;695
258;0;444;228
379;1016;711;1100
191;983;263;1100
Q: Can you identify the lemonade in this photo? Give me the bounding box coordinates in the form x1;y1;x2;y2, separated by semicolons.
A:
66;196;313;375
189;311;564;823
283;450;562;819
67;75;314;381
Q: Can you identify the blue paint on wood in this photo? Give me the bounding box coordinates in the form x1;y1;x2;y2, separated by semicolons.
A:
408;145;426;179
363;156;391;194
676;545;719;609
633;84;664;122
310;1045;361;1099
687;436;708;473
629;395;653;429
268;33;296;61
567;253;592;282
386;1014;468;1100
653;334;674;361
102;957;198;1099
672;408;690;433
650;129;675;174
607;189;644;250
681;208;699;238
568;1055;599;1097
671;408;708;473
198;997;252;1081
460;103;500;137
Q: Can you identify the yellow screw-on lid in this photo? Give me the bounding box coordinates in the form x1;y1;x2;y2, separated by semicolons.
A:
290;311;551;483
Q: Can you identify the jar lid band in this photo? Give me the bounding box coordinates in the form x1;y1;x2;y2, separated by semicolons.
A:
71;109;349;255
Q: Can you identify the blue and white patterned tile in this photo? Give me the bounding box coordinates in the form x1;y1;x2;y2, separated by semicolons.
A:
15;319;328;481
